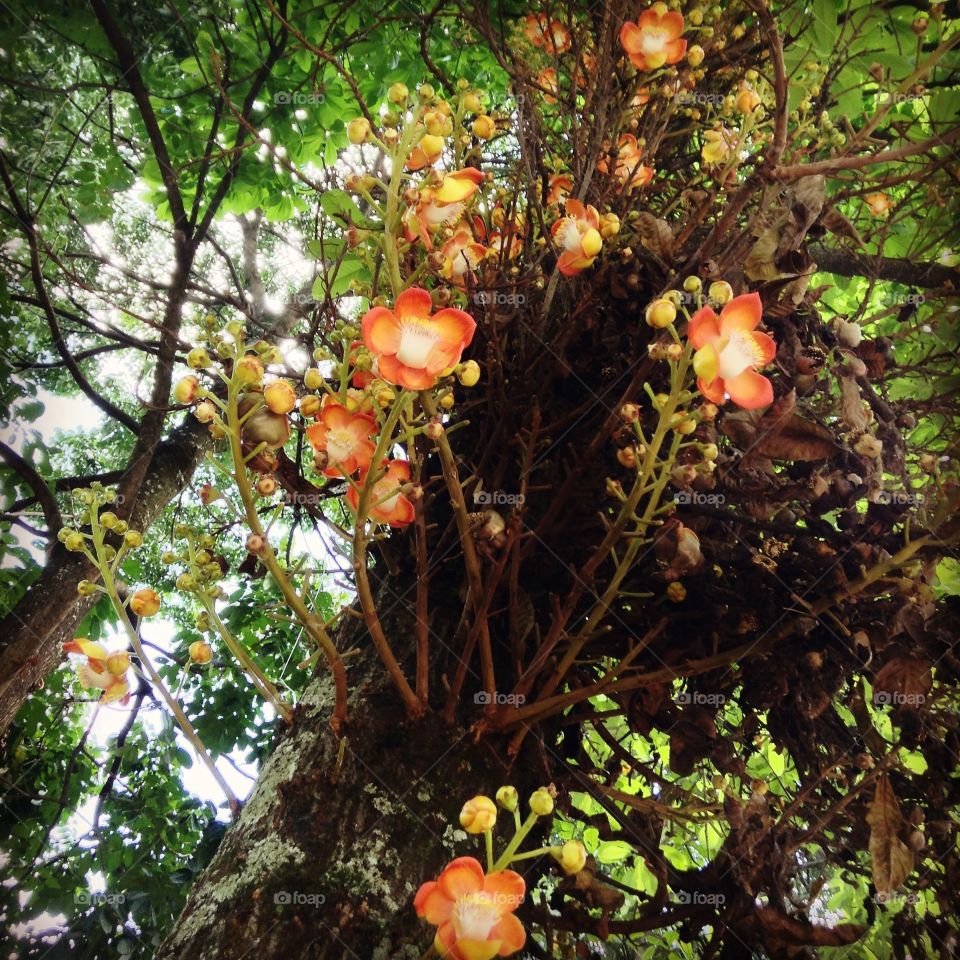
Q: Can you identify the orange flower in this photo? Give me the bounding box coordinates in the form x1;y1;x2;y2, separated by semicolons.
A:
361;287;476;390
441;227;490;287
415;856;526;960
63;639;131;704
524;14;571;53
865;192;893;217
305;402;377;477
551;199;603;276
404;171;483;251
546;173;573;205
688;292;776;409
536;67;559;104
407;134;445;171
620;5;687;71
347;459;415;527
597;133;654;189
434;168;485;205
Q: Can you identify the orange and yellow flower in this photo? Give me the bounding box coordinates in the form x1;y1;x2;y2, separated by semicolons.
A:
597;134;654;189
536;68;559;105
524;14;572;53
441;226;490;287
620;5;687;71
361;287;477;390
347;459;415;528
404;169;484;250
865;192;893;217
546;173;573;206
551;199;603;276
64;639;131;704
415;856;526;960
688;292;776;409
305;402;377;477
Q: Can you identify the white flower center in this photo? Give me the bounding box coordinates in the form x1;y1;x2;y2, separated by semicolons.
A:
326;428;355;463
558;218;582;252
396;321;440;369
718;331;762;381
372;477;399;514
641;29;667;55
452;893;498;940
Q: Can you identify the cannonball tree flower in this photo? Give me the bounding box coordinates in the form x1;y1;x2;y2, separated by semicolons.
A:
688;292;776;409
865;192;893;217
361;287;476;390
434;167;485;205
524;13;571;53
598;133;654;189
701;126;738;167
406;133;445;171
546;173;573;205
63;639;131;704
551;199;603;277
536;67;559;105
305;402;377;478
620;4;686;71
441;227;490;287
346;459;415;528
414;857;525;960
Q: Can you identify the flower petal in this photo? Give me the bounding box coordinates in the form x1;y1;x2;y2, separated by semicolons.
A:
557;249;594;276
483;870;524;915
377;354;438;390
435;168;485;204
661;11;685;40
492;912;526;954
687;306;721;349
619;20;644;54
749;330;777;366
64;639;108;661
697;375;726;404
415;881;454;925
725;368;773;409
438;857;485;900
321;403;353;430
693;342;719;384
719;292;763;333
383;493;415;528
362;307;402;356
432;308;478;349
455;941;500;960
395;287;434;321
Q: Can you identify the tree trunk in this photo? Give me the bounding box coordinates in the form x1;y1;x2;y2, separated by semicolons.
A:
0;417;210;736
156;572;543;960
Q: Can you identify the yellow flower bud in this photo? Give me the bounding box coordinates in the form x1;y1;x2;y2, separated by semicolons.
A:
173;376;200;404
495;786;519;812
189;640;214;664
683;275;702;293
463;92;483;113
194;400;217;424
687;44;705;67
388;82;408;104
99;511;118;529
77;579;97;597
124;530;143;548
263;379;297;415
347;117;371;144
130;588;161;617
529;788;554;816
616;447;637;469
105;652;131;676
708;280;734;305
418;83;435;100
667;581;687;602
299;395;322;418
439;393;455;410
471;114;496;139
304;368;324;390
645;298;677;328
459;795;497;833
555;840;587;875
599;213;621;239
458;360;481;387
187;347;212;369
235;354;264;385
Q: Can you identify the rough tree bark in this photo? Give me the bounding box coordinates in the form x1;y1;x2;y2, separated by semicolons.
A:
155;570;545;960
0;417;210;736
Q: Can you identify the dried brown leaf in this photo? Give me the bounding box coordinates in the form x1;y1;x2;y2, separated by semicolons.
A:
866;775;914;895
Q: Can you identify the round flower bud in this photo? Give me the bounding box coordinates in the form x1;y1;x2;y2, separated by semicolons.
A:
189;640;214;665
425;420;444;441
620;402;641;423
495;786;519;812
299;395;322;418
555;840;587;875
187;347;212;369
175;573;196;592
173;375;200;404
683;275;702;293
130;588;161;617
439;393;455;410
708;280;734;304
264;380;297;415
463;92;483;113
304;368;324;391
246;533;266;554
645;298;677;329
667;581;687;602
77;580;98;597
458;360;481;387
235;353;264;385
124;530;143;548
529;788;554;816
388;82;408;104
194;400;217;424
418;83;435;100
472;115;496;139
687;44;705;67
617;447;637;469
99;511;119;530
347;117;371;144
64;532;86;552
699;402;719;421
671;413;697;435
459;795;497;833
256;475;278;496
700;443;719;461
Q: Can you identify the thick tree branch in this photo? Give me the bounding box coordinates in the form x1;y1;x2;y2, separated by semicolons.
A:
809;244;960;289
0;440;62;533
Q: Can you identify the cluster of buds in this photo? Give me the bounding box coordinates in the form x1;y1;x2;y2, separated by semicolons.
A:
164;525;225;599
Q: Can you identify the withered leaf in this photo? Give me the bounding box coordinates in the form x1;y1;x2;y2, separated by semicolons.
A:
840;376;872;433
777;175;826;258
742;389;797;465
820;206;865;246
873;655;932;709
866;775;914;895
744;223;784;281
635;212;674;260
749;414;839;462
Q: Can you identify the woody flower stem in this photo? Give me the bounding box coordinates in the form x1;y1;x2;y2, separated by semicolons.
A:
351;397;423;717
420;389;497;705
224;375;349;733
86;510;240;814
